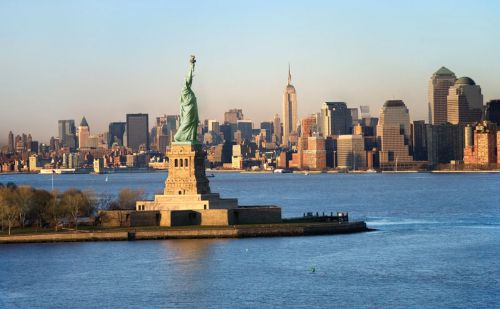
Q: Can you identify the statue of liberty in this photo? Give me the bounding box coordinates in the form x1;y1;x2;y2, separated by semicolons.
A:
174;55;199;143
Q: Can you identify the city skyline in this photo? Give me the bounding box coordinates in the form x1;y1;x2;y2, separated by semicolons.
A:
2;1;500;144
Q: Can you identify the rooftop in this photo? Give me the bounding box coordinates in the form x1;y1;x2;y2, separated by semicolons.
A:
80;116;89;127
455;76;476;86
434;66;455;76
383;100;406;108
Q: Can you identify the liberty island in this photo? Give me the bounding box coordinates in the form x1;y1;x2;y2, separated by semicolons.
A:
134;56;284;227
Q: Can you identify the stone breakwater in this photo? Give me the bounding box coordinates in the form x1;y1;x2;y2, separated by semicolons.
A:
0;221;369;244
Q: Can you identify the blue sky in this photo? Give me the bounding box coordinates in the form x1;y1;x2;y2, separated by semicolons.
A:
1;0;499;143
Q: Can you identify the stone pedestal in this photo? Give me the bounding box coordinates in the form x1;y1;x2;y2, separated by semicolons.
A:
136;142;281;227
137;142;238;211
164;142;210;195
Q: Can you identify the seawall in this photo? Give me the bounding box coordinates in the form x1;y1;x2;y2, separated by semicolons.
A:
0;221;369;244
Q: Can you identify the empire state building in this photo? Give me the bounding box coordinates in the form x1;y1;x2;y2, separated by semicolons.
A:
282;65;297;146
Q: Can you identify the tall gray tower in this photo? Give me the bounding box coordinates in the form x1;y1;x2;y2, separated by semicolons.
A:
428;66;456;124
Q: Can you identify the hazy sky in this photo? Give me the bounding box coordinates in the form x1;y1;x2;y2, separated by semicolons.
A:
1;0;499;144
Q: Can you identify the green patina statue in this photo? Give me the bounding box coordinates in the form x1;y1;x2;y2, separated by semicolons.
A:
174;55;199;143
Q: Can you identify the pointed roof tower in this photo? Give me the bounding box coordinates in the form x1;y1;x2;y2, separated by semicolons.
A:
80;116;89;127
288;63;292;85
434;66;455;76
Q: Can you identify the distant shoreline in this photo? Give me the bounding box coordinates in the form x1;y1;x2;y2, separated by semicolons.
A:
2;169;500;177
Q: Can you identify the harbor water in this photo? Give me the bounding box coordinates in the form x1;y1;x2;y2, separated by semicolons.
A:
0;172;499;308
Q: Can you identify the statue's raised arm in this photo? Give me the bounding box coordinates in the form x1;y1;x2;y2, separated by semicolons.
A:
174;56;199;143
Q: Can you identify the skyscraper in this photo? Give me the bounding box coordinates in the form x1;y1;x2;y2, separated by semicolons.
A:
77;116;90;149
236;120;253;142
349;107;359;126
260;121;273;143
320;102;352;136
484;100;500;126
282;65;297;146
337;134;366;170
412;120;428;161
207;120;220;134
426;123;465;166
58;120;77;150
447;77;483;125
273;113;281;144
301;115;317;137
376;100;413;164
108;122;126;146
8;131;14;153
224;109;244;124
428;66;456;124
126;114;149;152
166;115;179;133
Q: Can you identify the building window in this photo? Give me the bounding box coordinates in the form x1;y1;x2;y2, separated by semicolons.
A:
185;159;188;167
175;159;178;167
180;159;183;167
178;190;182;195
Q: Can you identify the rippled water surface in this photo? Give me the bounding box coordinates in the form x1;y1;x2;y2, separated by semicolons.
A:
0;172;499;308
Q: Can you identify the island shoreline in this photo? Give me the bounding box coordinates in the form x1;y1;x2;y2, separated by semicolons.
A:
0;221;370;244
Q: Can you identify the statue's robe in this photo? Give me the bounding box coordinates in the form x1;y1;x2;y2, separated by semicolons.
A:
174;63;198;143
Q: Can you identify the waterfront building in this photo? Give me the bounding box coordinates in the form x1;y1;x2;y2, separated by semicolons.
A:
8;131;14;153
360;117;378;137
58;120;77;150
353;124;363;135
337;135;366;170
77;117;90;149
108;122;126;146
237;120;253;142
30;141;38;154
426;123;465;166
349;107;359;126
166;115;179;136
376;100;413;164
208;120;220;134
219;123;233;142
282;66;298;146
360;105;370;118
126;114;149;152
428;66;456;124
412;120;428;161
260;121;273;143
301;115;317;137
447;77;483;125
273;113;282;144
485;100;500;126
224;109;244;124
303;136;326;170
289;135;326;170
463;121;498;165
321;102;352;136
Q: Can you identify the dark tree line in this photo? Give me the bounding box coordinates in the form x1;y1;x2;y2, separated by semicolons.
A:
0;183;144;235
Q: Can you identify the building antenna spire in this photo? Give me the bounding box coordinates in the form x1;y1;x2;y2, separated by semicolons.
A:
288;63;291;85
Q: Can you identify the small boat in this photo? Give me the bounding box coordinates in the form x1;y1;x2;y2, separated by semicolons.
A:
274;169;292;174
207;174;215;178
304;171;310;176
